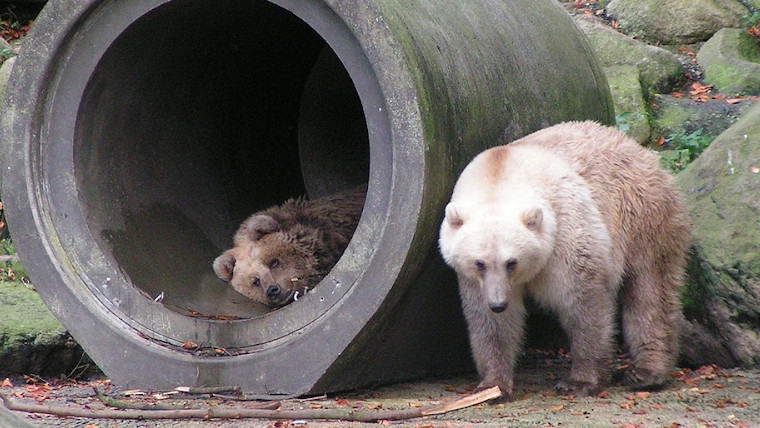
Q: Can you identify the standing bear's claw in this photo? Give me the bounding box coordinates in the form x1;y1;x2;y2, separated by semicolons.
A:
554;380;602;397
623;368;670;391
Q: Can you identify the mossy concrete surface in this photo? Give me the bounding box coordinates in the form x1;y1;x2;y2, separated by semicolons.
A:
698;28;760;95
676;101;760;367
0;280;89;376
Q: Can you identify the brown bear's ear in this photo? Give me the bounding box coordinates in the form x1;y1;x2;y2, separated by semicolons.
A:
239;214;279;241
212;252;236;281
521;206;543;231
445;203;465;228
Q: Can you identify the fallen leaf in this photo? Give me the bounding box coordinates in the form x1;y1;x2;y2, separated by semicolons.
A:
549;405;564;411
635;391;650;399
1;378;13;388
335;398;350;406
657;136;666;146
182;342;199;349
751;167;759;174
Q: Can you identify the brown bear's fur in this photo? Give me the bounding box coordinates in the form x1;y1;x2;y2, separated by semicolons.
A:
213;186;365;308
439;121;691;400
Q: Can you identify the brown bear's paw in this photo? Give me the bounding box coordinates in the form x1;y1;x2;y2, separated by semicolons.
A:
554;380;601;397
623;368;670;391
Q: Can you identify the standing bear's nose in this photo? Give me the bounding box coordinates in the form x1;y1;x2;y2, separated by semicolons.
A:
266;285;282;299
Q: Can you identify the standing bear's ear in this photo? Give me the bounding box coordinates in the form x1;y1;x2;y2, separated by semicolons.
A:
445;203;465;228
212;252;237;281
237;214;279;242
521;206;543;231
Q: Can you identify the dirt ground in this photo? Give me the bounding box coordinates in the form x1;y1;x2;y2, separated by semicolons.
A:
2;355;759;428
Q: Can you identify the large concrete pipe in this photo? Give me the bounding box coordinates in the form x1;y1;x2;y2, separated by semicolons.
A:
0;0;613;396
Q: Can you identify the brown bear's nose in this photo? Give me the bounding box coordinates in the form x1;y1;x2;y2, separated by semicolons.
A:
266;285;282;299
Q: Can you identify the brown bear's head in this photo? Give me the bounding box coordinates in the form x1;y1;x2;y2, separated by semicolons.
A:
213;224;326;308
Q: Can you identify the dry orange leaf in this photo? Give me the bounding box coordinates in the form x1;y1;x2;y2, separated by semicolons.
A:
549;405;564;411
635;391;650;399
181;342;199;349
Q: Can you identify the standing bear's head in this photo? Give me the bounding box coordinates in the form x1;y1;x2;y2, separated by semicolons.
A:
439;201;557;313
213;215;325;308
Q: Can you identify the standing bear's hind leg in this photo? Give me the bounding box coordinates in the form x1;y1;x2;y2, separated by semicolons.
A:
620;267;683;389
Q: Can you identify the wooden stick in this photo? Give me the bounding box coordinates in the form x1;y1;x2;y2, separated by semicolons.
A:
1;386;501;422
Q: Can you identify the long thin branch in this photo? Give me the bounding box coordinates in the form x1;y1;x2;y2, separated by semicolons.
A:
1;386;501;422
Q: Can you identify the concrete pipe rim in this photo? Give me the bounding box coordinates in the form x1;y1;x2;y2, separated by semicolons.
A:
0;0;425;354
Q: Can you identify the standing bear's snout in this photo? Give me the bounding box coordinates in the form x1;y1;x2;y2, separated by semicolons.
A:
489;302;508;313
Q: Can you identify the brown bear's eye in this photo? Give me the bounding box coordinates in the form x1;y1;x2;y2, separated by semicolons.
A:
269;259;279;269
506;258;518;272
252;277;261;287
475;260;486;272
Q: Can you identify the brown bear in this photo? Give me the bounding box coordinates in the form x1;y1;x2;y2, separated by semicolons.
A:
213;186;365;308
439;121;691;400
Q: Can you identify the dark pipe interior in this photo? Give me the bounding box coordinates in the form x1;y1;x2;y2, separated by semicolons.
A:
74;0;369;318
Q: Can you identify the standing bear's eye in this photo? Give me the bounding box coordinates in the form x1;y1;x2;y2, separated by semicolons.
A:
475;260;486;272
269;259;279;269
252;277;261;287
506;258;518;272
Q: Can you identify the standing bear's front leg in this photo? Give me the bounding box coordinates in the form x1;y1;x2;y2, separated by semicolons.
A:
458;277;527;401
551;279;618;397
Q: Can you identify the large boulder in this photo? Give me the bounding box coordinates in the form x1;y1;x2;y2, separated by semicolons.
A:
606;0;747;44
676;101;760;368
698;28;760;95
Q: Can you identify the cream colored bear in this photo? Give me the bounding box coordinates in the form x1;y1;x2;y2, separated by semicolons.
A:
439;121;691;400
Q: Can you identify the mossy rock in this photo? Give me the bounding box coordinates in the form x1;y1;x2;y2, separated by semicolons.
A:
676;101;760;367
698;28;760;95
606;0;746;44
0;280;94;376
603;65;651;143
651;94;755;140
574;15;685;95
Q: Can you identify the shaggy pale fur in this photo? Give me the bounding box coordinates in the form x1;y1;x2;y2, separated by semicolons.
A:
213;186;365;308
439;121;691;400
